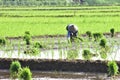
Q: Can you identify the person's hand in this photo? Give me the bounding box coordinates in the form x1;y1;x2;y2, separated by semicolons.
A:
67;37;71;43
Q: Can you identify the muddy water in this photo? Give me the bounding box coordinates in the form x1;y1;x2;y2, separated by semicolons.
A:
0;36;120;80
1;36;119;61
0;46;120;61
0;69;114;80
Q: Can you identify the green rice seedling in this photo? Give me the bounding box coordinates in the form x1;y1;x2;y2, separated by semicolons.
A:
59;49;63;59
86;31;92;40
23;31;31;45
99;39;107;48
18;41;21;56
25;31;30;35
24;47;39;56
99;39;111;54
51;50;54;59
77;37;83;42
93;33;103;41
99;49;107;59
19;67;32;80
10;61;22;79
107;61;119;76
70;37;83;43
0;37;6;45
33;41;43;48
66;49;79;60
110;28;115;38
82;49;93;60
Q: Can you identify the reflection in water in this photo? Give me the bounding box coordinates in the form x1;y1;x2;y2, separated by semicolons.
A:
0;47;120;61
0;70;113;80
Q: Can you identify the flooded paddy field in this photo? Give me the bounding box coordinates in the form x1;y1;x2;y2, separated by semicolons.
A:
0;34;120;61
0;33;120;80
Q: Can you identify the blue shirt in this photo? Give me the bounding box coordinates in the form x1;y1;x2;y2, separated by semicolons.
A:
67;31;71;38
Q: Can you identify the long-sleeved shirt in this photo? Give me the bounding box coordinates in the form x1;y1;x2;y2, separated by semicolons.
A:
66;24;78;38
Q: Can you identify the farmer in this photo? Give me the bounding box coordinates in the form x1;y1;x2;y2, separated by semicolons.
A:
66;24;78;42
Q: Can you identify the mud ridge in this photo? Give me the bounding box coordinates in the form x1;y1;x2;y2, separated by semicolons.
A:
0;58;116;73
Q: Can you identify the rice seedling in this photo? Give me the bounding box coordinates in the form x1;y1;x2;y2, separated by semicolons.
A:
107;61;119;77
23;31;31;45
110;28;115;38
93;33;103;41
19;67;32;80
86;31;92;40
66;49;79;60
33;41;43;48
0;37;6;45
10;61;22;79
82;49;93;60
24;47;39;56
99;49;107;59
99;39;107;48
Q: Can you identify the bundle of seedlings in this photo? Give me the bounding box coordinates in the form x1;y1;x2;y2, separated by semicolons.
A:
10;61;32;80
33;41;43;48
19;67;32;80
110;28;115;38
0;37;6;45
10;61;22;79
99;49;107;59
99;39;110;53
93;33;103;41
99;38;111;59
86;31;92;40
82;49;93;60
107;61;119;77
24;47;39;56
23;31;31;45
66;49;79;60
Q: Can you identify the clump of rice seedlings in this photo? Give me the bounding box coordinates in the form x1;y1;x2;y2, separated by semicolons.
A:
99;38;110;53
82;49;93;60
19;67;32;80
33;42;43;48
23;31;31;45
107;61;119;77
59;50;63;59
86;31;92;40
0;37;6;45
69;33;83;43
10;61;22;79
93;33;103;41
100;49;107;59
72;37;83;43
24;47;39;56
110;28;115;38
99;39;107;48
66;49;79;60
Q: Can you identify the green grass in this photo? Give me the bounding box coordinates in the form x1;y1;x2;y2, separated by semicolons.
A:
0;6;120;37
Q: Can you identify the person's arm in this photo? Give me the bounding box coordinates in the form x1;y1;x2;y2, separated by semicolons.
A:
67;31;71;38
67;31;71;43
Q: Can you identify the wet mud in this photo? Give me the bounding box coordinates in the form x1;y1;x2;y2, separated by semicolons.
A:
0;58;109;73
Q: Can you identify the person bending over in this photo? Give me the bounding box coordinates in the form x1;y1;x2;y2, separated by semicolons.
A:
66;24;78;42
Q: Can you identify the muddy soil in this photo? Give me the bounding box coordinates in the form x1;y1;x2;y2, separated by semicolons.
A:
0;58;111;73
1;58;120;79
5;32;120;40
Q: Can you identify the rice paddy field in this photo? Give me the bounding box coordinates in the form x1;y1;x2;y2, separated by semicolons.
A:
0;6;120;37
0;6;120;80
